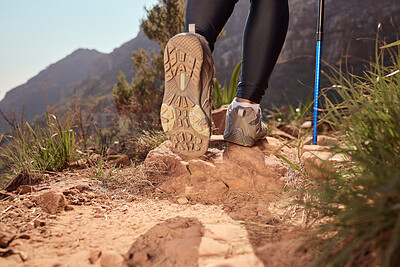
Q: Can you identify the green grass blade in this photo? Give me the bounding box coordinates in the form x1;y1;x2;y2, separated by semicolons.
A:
228;61;242;102
214;80;222;108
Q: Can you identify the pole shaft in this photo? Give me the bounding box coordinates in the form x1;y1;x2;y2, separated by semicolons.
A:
317;0;325;41
313;40;322;145
313;0;324;145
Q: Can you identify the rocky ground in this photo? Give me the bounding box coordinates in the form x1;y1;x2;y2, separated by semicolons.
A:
0;125;340;266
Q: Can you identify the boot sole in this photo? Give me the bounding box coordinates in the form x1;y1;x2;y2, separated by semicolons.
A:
161;33;211;157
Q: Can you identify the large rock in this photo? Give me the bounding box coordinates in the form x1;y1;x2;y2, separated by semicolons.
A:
124;217;203;267
143;136;290;203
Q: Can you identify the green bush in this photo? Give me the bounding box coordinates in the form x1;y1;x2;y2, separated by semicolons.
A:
303;41;400;266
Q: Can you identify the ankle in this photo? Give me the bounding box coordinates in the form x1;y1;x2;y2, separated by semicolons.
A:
231;98;260;114
236;97;258;104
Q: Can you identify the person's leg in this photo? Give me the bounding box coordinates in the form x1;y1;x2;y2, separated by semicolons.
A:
185;0;238;52
162;0;239;156
236;0;289;104
224;0;289;146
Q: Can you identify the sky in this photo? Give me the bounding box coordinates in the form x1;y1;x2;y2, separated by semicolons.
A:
0;0;159;100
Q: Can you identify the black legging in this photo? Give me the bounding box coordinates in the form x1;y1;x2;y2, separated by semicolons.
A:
185;0;289;104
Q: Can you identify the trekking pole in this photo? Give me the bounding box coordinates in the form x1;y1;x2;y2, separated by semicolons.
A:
312;0;325;145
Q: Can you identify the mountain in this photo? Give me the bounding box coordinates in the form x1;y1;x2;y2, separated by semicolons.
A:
0;30;158;128
1;0;399;130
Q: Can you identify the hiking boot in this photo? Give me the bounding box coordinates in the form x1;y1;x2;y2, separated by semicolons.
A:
223;105;268;147
160;26;214;157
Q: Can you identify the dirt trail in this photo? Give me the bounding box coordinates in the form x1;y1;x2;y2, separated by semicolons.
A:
0;136;320;267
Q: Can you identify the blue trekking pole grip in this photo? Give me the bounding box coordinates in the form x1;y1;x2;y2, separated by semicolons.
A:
312;0;324;145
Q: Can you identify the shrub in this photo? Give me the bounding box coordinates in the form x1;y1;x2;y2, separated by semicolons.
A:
303;40;400;266
1;112;76;176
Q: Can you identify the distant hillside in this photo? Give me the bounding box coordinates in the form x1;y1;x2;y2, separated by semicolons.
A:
1;0;399;131
0;30;158;129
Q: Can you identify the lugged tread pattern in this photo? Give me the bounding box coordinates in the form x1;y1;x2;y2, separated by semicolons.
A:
161;33;213;157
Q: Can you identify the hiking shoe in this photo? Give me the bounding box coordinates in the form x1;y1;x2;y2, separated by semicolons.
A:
160;29;214;157
223;105;268;147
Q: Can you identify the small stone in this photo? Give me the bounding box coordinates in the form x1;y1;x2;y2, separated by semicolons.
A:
75;185;90;192
114;156;131;167
63;189;80;196
107;148;118;156
16;185;35;195
23;201;34;209
19;250;28;261
4;172;31;192
0;191;12;200
17;234;30;240
89;153;102;164
36;191;67;214
86;192;96;199
33;220;46;228
65;205;74;211
89;250;102;264
223;206;232;212
300;120;313;129
107;148;118;161
177;197;188;205
0;229;16;248
100;251;124;267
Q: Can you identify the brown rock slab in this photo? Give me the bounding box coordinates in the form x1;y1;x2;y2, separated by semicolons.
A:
16;185;35;195
36;191;67;214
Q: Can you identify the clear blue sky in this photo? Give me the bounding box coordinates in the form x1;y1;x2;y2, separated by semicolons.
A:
0;0;159;100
